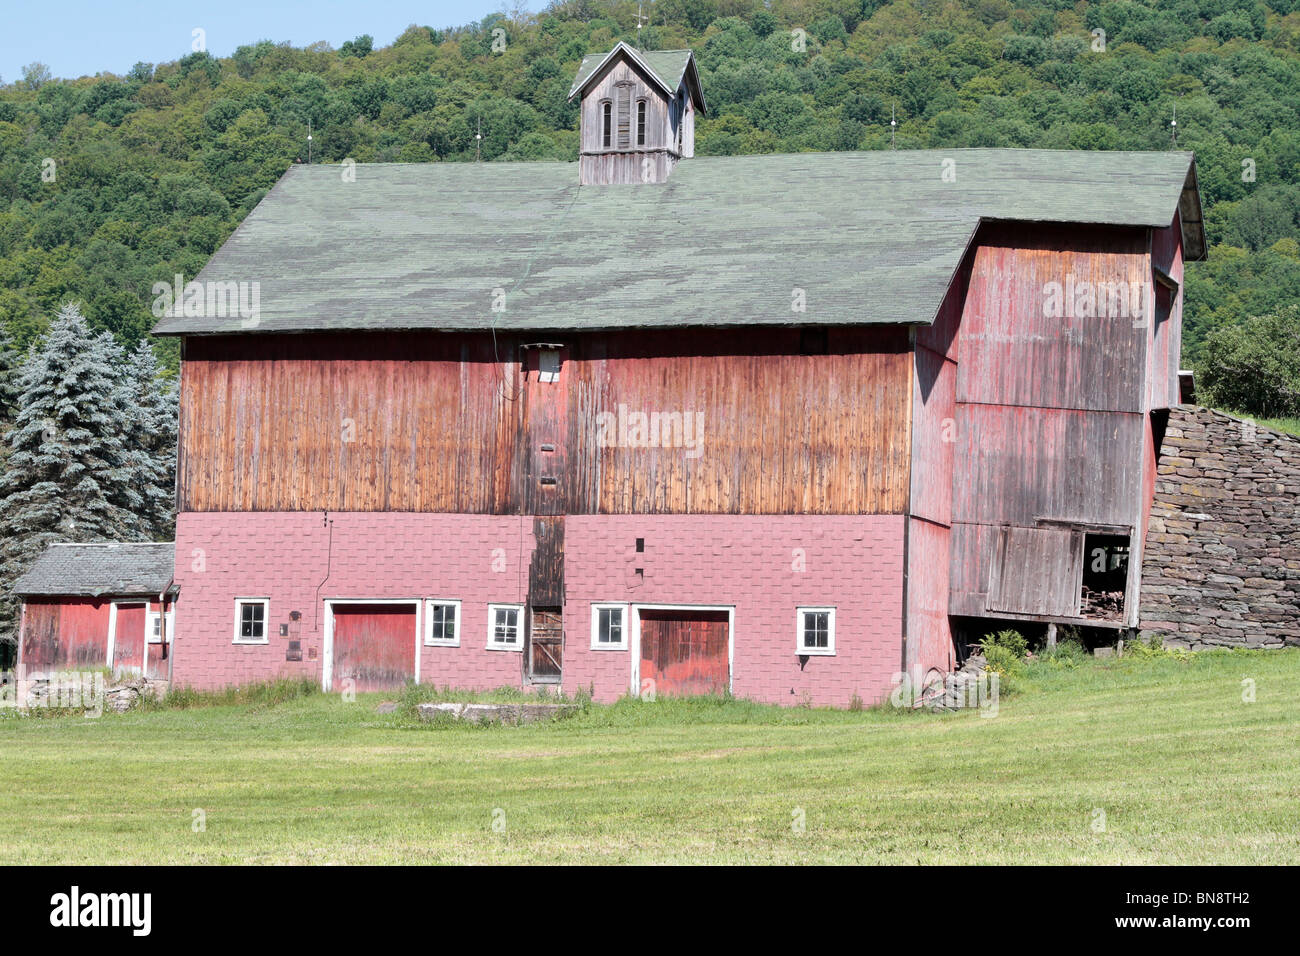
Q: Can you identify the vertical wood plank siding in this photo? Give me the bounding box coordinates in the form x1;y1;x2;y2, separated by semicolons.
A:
957;224;1150;413
946;222;1171;620
179;327;911;515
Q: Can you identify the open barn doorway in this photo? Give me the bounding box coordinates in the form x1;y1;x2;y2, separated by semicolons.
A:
324;601;418;693
1081;534;1130;622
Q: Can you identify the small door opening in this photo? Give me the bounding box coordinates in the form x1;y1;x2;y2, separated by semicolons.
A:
1081;534;1129;621
527;607;563;683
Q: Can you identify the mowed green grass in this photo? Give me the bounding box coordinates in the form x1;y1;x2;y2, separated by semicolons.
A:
1;649;1297;864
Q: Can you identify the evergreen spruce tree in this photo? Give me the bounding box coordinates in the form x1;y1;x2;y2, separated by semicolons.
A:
0;330;16;667
119;338;178;540
0;327;17;428
0;329;18;483
0;305;143;647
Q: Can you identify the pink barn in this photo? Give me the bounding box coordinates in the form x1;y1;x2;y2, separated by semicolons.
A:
145;45;1205;705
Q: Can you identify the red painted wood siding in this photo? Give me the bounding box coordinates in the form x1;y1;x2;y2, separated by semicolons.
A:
330;603;416;692
639;610;729;697
19;599;112;672
112;603;147;674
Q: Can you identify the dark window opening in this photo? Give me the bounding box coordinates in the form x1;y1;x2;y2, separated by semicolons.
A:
636;100;646;146
429;602;456;642
596;606;623;645
601;101;611;148
492;607;520;645
635;537;644;553
801;610;830;650
800;328;829;355
239;601;265;640
1081;534;1129;621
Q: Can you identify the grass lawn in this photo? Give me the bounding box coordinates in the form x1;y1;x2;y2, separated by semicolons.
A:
1;648;1297;864
1221;408;1300;438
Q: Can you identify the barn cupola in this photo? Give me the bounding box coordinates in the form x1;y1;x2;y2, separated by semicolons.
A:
567;42;706;185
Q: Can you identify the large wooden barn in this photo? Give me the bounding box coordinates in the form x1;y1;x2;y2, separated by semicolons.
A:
141;44;1205;704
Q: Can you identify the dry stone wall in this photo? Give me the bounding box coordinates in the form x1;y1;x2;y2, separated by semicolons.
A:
1140;407;1300;648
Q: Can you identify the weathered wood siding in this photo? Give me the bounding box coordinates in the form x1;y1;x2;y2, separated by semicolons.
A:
1147;213;1184;412
579;60;671;154
19;599;112;672
578;56;688;184
179;327;912;515
946;222;1179;621
905;258;966;674
957;224;1149;413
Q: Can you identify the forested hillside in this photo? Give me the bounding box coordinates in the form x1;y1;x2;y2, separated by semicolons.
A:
0;0;1298;391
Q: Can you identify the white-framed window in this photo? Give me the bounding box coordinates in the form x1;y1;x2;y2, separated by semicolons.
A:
590;603;629;650
487;603;523;651
233;598;270;645
146;608;175;644
424;599;460;647
796;607;836;656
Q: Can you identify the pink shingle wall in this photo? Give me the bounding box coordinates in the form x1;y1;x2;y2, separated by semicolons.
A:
171;511;905;706
171;512;534;691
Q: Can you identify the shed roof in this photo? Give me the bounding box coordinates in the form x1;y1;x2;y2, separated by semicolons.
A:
152;148;1203;337
13;543;176;598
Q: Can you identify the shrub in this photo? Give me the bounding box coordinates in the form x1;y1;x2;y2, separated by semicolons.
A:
982;644;1026;681
1199;307;1300;418
979;629;1029;659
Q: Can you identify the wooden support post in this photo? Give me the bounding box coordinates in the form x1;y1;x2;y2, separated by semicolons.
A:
1046;622;1057;649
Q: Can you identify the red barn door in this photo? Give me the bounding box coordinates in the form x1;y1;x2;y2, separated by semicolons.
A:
111;603;147;676
330;603;416;693
639;610;730;698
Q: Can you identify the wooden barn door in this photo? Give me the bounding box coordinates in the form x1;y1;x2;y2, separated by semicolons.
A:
329;603;416;693
528;607;563;683
111;603;147;676
639;610;730;698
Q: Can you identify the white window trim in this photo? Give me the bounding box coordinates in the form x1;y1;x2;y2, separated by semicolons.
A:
796;606;836;656
423;599;461;647
487;603;524;652
233;598;271;645
146;608;175;645
590;602;630;651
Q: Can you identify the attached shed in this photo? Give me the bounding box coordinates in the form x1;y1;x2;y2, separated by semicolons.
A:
14;543;177;680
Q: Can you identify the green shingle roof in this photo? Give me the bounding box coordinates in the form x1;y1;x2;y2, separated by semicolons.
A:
568;45;695;99
13;543;176;597
152;149;1203;337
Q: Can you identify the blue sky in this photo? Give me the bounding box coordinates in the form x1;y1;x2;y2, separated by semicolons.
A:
1;1;529;84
